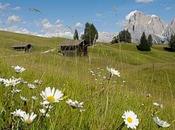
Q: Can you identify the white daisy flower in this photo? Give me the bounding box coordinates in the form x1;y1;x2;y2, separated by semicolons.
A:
31;96;37;100
12;65;26;73
11;88;21;94
106;66;120;77
20;96;28;102
21;112;37;124
3;77;21;87
33;79;42;85
11;109;26;117
122;110;139;129
27;83;36;89
40;87;63;104
153;116;170;128
0;77;5;83
153;102;163;108
66;99;84;109
39;109;50;117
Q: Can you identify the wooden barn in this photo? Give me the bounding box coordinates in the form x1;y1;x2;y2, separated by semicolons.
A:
12;44;32;52
59;40;88;56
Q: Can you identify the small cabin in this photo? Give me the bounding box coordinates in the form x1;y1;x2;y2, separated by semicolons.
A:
12;44;32;52
59;40;88;56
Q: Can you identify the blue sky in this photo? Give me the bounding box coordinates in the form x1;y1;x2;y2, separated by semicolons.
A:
0;0;175;38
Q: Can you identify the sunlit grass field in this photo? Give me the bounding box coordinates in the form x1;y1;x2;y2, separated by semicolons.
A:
0;31;175;130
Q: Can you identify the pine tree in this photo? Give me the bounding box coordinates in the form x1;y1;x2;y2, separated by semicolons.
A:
73;29;79;40
137;32;151;51
83;23;98;45
148;34;153;47
118;30;131;43
169;34;175;51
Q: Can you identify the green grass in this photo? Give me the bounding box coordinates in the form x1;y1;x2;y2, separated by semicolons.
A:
0;31;175;130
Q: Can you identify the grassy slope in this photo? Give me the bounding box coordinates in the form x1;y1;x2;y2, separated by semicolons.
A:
0;31;175;130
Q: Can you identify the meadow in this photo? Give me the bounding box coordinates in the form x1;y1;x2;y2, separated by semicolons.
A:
0;31;175;130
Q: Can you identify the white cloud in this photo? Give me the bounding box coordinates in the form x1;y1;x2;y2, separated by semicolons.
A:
7;15;21;24
40;18;73;38
135;0;154;3
0;3;10;11
13;6;21;11
75;22;83;28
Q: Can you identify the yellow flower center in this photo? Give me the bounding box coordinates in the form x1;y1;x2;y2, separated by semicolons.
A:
47;96;55;103
127;117;133;123
25;119;32;124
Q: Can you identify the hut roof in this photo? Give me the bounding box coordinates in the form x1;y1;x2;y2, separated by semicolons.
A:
12;43;32;48
59;40;84;46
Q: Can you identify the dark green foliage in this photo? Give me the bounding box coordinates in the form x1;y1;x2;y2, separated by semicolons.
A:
111;36;119;44
169;34;175;51
137;32;151;51
82;23;98;45
73;29;79;40
118;30;131;43
148;34;153;47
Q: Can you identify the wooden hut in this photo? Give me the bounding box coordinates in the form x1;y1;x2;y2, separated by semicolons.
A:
12;44;32;52
59;40;88;56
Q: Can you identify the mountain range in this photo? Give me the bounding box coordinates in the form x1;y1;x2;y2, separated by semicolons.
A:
124;10;175;44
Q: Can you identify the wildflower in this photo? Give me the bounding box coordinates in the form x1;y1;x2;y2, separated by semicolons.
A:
27;83;36;89
106;66;120;77
31;96;37;100
11;88;21;94
40;87;63;104
153;102;163;108
21;112;37;124
11;109;26;117
3;77;21;87
12;65;26;73
33;79;42;85
122;110;139;129
20;96;28;102
39;109;50;117
0;77;5;83
66;99;84;109
153;116;170;128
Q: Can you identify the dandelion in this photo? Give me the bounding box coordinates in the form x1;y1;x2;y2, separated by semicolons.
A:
66;99;84;110
106;66;120;77
21;112;37;124
122;110;139;129
153;116;170;128
12;65;26;73
40;87;63;104
27;83;36;89
11;109;26;117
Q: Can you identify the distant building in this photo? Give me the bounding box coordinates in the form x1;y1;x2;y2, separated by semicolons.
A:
59;40;88;56
12;44;32;52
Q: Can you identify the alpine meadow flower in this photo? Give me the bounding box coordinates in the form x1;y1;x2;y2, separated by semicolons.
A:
3;77;21;87
122;110;139;129
21;112;37;124
153;102;163;108
40;87;64;104
33;79;42;85
27;83;36;89
12;65;26;73
66;99;84;110
106;66;120;77
11;109;26;117
153;116;170;128
20;96;28;102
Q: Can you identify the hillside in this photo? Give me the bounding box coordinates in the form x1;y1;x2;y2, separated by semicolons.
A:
0;31;175;130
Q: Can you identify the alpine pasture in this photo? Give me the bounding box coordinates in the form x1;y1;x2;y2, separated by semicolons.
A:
0;31;175;130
